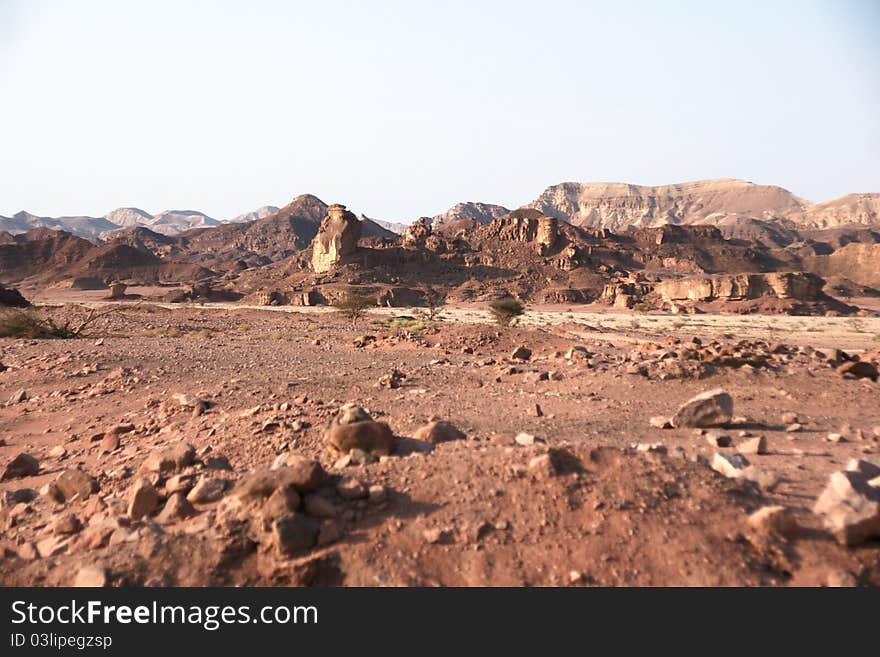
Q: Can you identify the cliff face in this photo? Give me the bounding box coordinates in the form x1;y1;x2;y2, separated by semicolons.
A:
804;243;880;288
524;179;880;231
654;272;825;302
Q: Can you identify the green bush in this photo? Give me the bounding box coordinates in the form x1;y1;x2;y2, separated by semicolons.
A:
489;297;524;327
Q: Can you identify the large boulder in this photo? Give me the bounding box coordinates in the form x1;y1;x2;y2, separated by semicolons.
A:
813;470;880;546
311;204;361;273
0;285;30;308
670;388;733;428
324;421;395;455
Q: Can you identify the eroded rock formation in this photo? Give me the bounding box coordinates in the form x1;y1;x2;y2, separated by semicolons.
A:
655;272;825;302
311;204;362;273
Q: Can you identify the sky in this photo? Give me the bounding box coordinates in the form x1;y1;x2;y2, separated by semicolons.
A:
1;0;878;222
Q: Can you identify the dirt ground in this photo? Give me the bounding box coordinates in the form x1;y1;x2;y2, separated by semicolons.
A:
1;302;879;586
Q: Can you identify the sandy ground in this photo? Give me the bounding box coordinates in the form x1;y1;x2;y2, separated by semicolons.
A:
1;301;879;586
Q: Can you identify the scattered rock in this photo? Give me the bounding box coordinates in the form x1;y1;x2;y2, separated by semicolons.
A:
748;505;798;538
670;389;733;428
127;478;160;519
705;431;731;448
738;436;767;455
272;513;320;555
511;346;532;361
837;360;878;381
412;420;466;444
143;443;196;474
53;468;99;502
649;416;672;429
74;565;107;587
1;453;39;480
157;492;196;522
186;478;228;504
324;421;395;455
336;477;367;500
711;452;750;478
813;470;880;546
7;389;28;405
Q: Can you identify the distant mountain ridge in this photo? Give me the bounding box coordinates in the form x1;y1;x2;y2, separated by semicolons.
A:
523;179;880;231
3;179;877;243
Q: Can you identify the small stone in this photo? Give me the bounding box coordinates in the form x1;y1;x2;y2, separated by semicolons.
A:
515;432;538;446
51;512;82;535
324;421;395;455
670;388;733;428
2;453;39;480
7;389;28;404
412;420;466;444
143;443;195;473
781;412;799;425
54;468;99;502
705;431;731;448
635;443;667;454
528;453;558;477
262;485;301;522
649;416;672;429
813;470;880;546
738;436;767;455
827;433;845;443
748;505;798;538
423;527;452;544
786;423;803;433
367;485;386;504
272;513;319;555
336;477;367;500
74;565;107;587
36;536;69;558
511;346;532;361
186;478;228;504
711;452;750;478
157;492;196;522
127;478;160;519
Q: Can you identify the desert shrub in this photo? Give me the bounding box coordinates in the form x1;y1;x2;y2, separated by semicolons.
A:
418;287;446;322
489;297;524;327
334;294;374;325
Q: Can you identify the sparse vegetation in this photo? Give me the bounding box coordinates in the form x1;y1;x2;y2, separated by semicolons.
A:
418;286;446;322
489;297;525;327
333;294;375;325
0;306;128;339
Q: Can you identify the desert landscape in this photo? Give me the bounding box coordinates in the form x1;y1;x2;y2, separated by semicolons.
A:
2;179;880;587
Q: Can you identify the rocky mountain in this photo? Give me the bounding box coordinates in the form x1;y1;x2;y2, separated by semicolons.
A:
431;201;510;229
230;206;280;224
789;193;880;229
0;211;119;240
104;207;153;229
0;228;211;286
524;179;880;232
524;179;808;231
147;210;220;235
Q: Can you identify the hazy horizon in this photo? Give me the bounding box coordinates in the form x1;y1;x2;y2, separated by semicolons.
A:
1;0;878;222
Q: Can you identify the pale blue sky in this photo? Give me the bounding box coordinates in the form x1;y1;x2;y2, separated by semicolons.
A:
1;0;878;221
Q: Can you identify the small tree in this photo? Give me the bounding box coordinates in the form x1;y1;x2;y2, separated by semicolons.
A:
333;294;374;325
489;297;525;327
419;286;446;322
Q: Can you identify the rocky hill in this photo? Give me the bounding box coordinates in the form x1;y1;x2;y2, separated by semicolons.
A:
0;211;120;241
431;202;510;229
524;179;880;232
524;179;809;231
